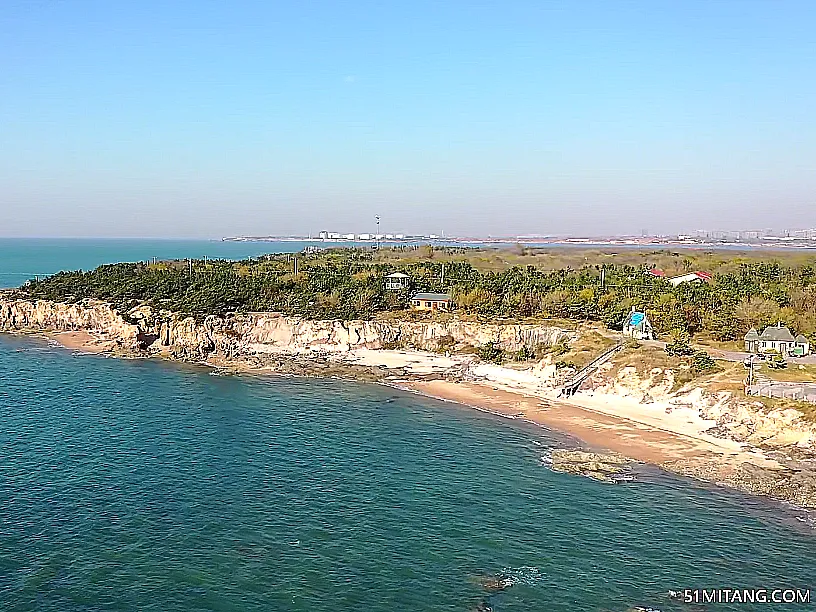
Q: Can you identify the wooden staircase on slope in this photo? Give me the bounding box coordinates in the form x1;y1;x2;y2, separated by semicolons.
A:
558;341;625;397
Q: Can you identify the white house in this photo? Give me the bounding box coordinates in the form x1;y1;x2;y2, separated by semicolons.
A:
744;324;810;356
385;272;409;290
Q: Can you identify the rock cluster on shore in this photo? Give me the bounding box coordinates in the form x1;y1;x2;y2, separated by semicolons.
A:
663;457;816;508
549;449;635;483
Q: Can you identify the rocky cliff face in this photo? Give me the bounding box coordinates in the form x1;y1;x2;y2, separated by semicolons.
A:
0;298;575;360
576;359;816;505
0;298;141;349
160;312;574;360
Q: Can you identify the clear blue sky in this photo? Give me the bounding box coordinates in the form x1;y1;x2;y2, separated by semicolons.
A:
2;0;814;237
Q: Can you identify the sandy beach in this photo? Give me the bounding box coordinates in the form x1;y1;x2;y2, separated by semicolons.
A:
339;348;779;467
47;330;117;354
397;378;783;468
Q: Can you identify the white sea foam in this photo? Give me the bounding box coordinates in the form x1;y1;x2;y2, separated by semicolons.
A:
795;510;816;529
498;566;542;586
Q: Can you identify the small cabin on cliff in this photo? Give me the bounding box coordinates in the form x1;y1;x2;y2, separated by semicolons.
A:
385;272;410;290
744;328;760;353
622;309;654;340
410;292;452;311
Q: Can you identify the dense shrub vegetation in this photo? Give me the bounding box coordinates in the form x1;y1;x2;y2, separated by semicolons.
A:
17;247;816;344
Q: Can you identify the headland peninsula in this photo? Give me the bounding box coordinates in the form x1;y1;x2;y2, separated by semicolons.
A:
3;245;816;509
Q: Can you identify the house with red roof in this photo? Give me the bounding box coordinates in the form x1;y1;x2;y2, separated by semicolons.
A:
667;271;712;286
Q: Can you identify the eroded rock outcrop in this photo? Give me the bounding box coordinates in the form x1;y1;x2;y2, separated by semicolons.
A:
151;311;575;360
581;360;816;452
700;396;816;449
664;457;816;508
0;298;141;350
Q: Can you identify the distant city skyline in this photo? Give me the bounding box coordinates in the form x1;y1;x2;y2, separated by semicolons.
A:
226;225;816;242
2;1;815;238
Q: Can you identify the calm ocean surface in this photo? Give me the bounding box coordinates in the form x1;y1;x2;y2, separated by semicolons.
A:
0;238;334;289
1;334;815;611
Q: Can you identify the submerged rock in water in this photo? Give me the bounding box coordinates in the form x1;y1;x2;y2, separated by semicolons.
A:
472;573;515;593
550;449;634;483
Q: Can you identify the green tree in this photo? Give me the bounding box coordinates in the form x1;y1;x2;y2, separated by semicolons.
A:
478;341;505;364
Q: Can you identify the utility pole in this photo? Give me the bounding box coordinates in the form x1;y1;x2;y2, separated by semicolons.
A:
375;215;380;250
748;354;756;387
294;256;299;275
188;258;193;276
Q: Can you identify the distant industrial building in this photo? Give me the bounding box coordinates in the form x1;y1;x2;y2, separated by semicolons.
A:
690;227;816;242
317;230;408;241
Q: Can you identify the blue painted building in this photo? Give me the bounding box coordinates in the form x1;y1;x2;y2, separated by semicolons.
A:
623;309;654;340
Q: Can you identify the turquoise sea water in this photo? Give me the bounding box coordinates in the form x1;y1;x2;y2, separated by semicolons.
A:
0;238;331;289
1;334;815;611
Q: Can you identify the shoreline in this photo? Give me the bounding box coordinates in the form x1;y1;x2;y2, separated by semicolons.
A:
26;328;729;466
8;328;816;510
46;330;118;354
392;380;786;475
395;379;728;466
